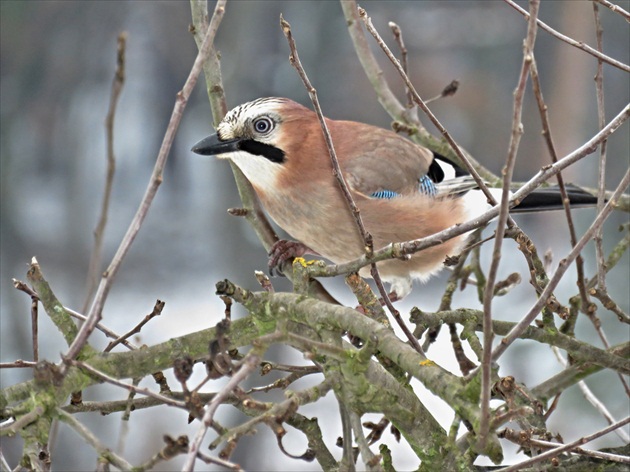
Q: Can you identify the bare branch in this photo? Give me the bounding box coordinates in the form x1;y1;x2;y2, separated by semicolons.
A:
339;0;408;121
64;306;137;350
388;21;412;109
359;5;498;203
280;14;423;355
553;347;629;442
56;409;134;470
496;416;630;471
492;168;630;361
62;0;227;373
350;412;383;471
104;299;165;352
68;359;185;409
280;15;373;256
593;2;609;293
0;360;38;369
590;288;630;323
25;258;81;348
504;0;630;72
183;353;260;472
195;450;244;471
595;0;630;20
83;32;127;313
0;405;44;436
530;55;593;315
13;279;40;363
480;0;540;449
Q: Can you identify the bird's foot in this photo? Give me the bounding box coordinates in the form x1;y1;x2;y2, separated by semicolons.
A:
268;239;318;276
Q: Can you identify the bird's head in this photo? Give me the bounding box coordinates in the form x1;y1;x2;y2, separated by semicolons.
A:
192;97;316;190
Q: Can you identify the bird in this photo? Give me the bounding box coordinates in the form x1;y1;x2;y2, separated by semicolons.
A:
192;97;597;299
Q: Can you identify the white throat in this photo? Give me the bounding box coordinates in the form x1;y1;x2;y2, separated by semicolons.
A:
223;150;283;190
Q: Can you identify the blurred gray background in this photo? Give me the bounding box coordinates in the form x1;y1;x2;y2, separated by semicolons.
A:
1;1;629;470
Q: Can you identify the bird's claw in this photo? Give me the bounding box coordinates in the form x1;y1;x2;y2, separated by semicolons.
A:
268;240;314;276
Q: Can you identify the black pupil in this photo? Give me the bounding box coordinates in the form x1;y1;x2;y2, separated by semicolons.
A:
255;119;270;133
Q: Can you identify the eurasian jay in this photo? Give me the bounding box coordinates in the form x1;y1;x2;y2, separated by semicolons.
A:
192;97;596;298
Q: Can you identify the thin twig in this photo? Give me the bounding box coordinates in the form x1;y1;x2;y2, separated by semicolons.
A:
61;0;227;374
183;354;259;472
134;434;189;470
593;2;609;293
0;360;38;368
496;416;630;471
595;0;630;20
389;22;412;109
104;299;165;352
116;376;138;455
492;168;630;361
190;0;227;127
280;14;424;354
350;412;383;471
590;288;630;323
64;306;137;350
280;14;372;255
504;0;630;72
586;228;630;292
56;408;134;471
195;450;244;471
259;361;320;375
0;451;11;471
339;0;408;121
371;266;425;355
83;32;127;314
25;258;81;347
359;6;497;205
0;406;44;435
424;80;460;105
342;0;497;184
338;401;356;472
588;2;630;398
531;342;629;401
500;427;630;463
61;392;232;416
245;370;316;395
530;56;592;313
527;440;629;463
237;377;338;468
552;347;630;442
12;279;39;363
68;359;186;409
480;0;540;449
30;295;38;364
422;241;475;354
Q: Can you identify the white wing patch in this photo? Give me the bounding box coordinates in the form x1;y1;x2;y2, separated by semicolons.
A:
462;188;510;222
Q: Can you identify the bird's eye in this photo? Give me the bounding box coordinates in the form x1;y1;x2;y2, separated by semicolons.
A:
253;117;274;134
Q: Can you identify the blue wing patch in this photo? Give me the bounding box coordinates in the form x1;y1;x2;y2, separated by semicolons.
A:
370;176;437;200
418;175;437;196
371;189;400;199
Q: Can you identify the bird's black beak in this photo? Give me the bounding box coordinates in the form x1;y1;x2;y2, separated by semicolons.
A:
191;134;240;156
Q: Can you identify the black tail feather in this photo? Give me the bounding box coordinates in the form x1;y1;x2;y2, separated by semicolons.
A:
512;184;599;213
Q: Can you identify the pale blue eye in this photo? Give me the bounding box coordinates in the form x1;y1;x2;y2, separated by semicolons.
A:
253;117;273;134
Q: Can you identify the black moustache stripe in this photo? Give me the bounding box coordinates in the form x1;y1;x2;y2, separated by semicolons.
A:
239;140;286;164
